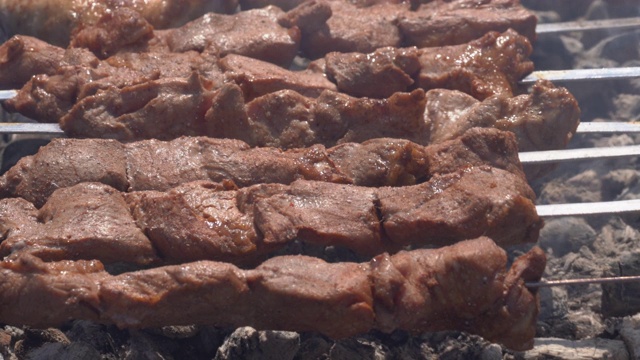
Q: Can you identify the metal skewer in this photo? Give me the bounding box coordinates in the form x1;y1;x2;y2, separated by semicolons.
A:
0;121;636;139
519;144;640;164
527;275;640;288
536;17;640;35
535;199;640;217
0;67;639;103
521;67;640;84
0;90;16;100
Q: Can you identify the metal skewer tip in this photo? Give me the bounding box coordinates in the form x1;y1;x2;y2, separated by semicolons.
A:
536;17;640;35
521;67;640;84
0;90;17;100
527;275;640;288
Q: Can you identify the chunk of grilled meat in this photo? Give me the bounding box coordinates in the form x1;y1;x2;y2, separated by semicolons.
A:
318;29;533;99
0;237;545;351
0;36;65;90
0;127;525;207
0;0;239;47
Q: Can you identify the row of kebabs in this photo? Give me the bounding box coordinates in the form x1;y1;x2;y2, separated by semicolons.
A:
0;130;545;350
0;1;569;147
1;0;536;53
0;0;569;351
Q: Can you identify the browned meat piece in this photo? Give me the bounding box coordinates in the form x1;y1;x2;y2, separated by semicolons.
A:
0;254;104;326
320;29;533;99
0;8;303;91
376;167;540;248
241;0;407;10
494;80;582;160
0;137;129;207
239;88;428;148
417;29;533;99
4;48;328;121
156;7;301;67
398;0;537;48
69;7;155;58
0;183;159;265
0;163;541;264
2;29;531;123
301;1;407;59
8;59;577;158
320;46;421;98
0;36;65;90
297;0;536;58
219;54;336;99
276;0;333;35
103;51;224;81
3;45;225;122
0;0;239;47
0;237;545;351
60;73;217;140
423;80;581;154
0;127;524;207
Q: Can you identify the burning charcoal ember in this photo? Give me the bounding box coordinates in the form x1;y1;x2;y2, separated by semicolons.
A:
601;252;640;318
0;0;239;47
0;238;546;351
214;327;300;360
0;127;524;207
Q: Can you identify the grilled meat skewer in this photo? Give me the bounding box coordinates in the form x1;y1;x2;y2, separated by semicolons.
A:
4;77;579;155
0;164;541;266
0;127;525;207
0;28;533;103
0;237;545;351
0;0;239;47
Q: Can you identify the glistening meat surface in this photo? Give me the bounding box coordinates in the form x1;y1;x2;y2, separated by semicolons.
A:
0;165;541;265
0;237;546;351
0;0;239;47
43;80;578;165
315;29;533;99
1;29;532;114
294;0;536;58
0;127;525;207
